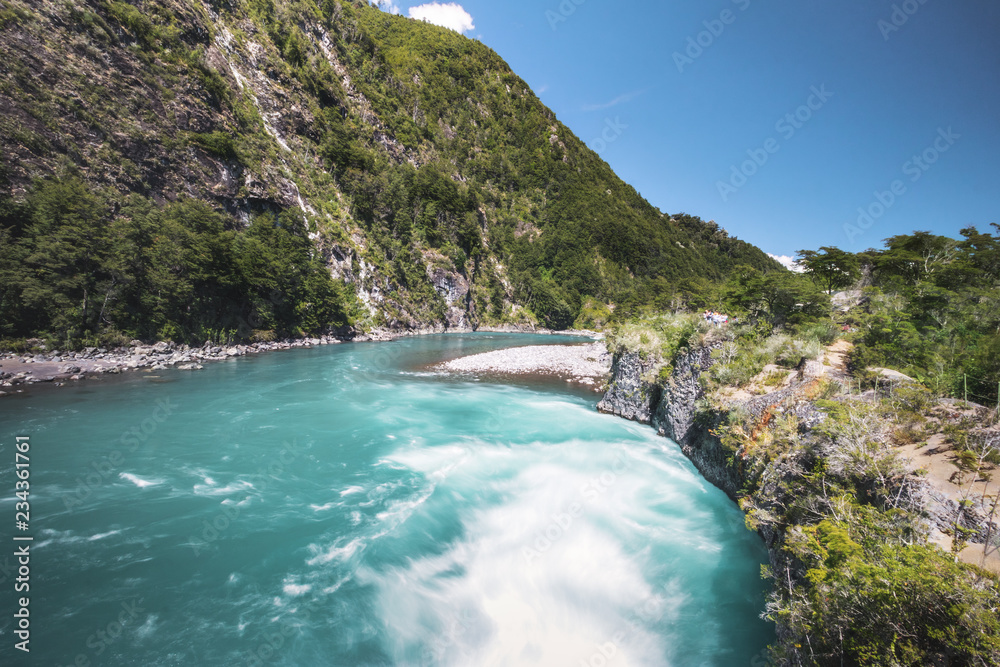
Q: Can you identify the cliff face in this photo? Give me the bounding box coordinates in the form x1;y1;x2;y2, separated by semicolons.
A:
597;345;736;495
595;351;660;425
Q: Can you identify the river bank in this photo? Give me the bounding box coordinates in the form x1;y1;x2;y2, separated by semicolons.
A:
0;327;602;395
596;324;1000;664
0;336;346;393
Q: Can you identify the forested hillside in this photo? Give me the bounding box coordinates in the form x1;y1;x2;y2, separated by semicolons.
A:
0;0;778;347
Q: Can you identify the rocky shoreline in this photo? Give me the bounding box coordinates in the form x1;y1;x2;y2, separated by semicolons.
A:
0;336;350;393
0;327;600;395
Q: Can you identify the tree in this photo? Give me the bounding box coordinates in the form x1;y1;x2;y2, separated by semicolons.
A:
724;265;828;326
869;232;957;287
19;177;111;339
796;246;859;294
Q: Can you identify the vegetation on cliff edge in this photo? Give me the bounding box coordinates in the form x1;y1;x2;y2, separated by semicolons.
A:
610;227;1000;666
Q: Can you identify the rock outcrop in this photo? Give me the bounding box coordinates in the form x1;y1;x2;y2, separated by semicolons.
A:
595;351;660;424
598;339;1000;657
597;344;740;498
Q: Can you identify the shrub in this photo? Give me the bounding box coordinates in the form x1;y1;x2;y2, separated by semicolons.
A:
760;370;788;388
188;131;239;160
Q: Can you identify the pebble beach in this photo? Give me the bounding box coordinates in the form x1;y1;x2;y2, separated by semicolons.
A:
437;341;611;386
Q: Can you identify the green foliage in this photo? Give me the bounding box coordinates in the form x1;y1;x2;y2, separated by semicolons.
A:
609;312;704;359
760;370;788;387
706;328;825;389
102;0;182;50
0;177;351;345
846;227;1000;405
777;506;1000;666
721;264;830;328
796;246;860;294
0;2;32;28
572;297;612;331
187;131;239;160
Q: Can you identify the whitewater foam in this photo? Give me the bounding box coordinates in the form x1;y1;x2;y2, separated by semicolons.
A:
120;472;162;488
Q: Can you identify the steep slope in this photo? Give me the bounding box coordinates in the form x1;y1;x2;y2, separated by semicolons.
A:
0;0;780;344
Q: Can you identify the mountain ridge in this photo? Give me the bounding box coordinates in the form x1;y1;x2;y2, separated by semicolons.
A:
0;0;780;345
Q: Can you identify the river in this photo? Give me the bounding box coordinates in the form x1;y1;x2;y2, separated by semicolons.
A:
0;333;772;666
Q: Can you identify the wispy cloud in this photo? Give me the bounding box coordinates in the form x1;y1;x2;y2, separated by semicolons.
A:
408;2;475;33
537;84;550;94
582;88;647;112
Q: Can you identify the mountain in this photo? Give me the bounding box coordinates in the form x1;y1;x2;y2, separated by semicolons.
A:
0;0;780;345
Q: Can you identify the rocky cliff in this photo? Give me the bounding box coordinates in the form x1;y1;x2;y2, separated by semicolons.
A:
597;344;736;494
599;335;1000;664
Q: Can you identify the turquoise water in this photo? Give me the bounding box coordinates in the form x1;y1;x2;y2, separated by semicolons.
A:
0;334;773;666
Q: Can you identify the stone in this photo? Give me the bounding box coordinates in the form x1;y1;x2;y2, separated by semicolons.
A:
596;350;659;425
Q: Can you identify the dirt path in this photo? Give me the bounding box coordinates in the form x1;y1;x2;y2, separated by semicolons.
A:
899;431;1000;574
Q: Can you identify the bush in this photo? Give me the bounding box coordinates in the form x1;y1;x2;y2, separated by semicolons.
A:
894;385;933;413
0;338;29;353
776;505;1000;666
573;297;612;331
188;131;239;160
251;329;277;343
794;320;840;345
609;313;710;379
760;370;788;387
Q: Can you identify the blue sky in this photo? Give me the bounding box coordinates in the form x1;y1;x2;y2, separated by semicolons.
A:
382;1;1000;262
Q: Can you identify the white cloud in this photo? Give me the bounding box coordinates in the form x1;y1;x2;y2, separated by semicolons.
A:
374;0;401;14
768;253;805;272
408;2;475;33
582;88;647;112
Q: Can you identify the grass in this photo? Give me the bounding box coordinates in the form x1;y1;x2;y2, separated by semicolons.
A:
708;329;829;389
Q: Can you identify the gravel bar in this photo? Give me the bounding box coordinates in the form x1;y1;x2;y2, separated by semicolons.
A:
438;342;611;385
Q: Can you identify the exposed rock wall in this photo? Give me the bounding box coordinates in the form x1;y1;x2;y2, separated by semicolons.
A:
595;351;660;425
597;345;739;497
